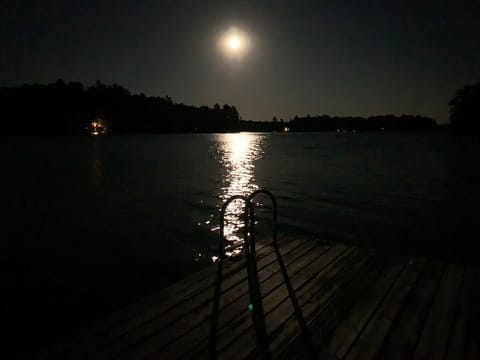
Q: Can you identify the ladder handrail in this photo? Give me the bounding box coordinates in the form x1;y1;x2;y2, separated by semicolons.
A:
247;189;278;246
209;195;270;360
209;189;314;360
209;195;248;360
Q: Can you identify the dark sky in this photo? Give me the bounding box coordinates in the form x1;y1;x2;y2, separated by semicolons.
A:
1;0;479;123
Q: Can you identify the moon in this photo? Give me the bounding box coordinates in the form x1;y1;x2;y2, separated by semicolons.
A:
220;27;250;58
228;35;241;50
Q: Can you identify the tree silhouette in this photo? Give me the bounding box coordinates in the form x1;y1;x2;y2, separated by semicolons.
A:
449;82;480;131
0;80;242;135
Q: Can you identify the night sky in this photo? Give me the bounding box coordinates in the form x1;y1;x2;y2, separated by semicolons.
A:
1;0;479;123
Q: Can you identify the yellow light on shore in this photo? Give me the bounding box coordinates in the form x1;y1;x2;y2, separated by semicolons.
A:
90;118;107;135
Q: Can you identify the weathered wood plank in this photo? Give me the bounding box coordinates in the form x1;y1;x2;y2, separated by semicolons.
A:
343;258;425;360
374;261;445;360
445;266;480;360
163;246;346;358
133;240;325;360
35;244;260;359
269;249;372;359
35;237;478;360
276;249;393;360
77;239;311;360
412;264;464;360
217;245;358;359
38;240;286;360
216;245;333;333
322;255;405;359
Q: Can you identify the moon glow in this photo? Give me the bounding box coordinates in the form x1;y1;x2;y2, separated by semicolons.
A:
220;27;250;58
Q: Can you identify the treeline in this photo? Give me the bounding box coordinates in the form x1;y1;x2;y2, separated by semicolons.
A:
0;80;442;135
240;115;437;132
287;114;437;132
0;80;240;135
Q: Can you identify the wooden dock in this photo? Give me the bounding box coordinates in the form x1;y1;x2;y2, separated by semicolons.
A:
38;236;479;360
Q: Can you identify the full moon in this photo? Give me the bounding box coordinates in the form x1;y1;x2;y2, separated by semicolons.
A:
220;27;250;59
228;36;241;50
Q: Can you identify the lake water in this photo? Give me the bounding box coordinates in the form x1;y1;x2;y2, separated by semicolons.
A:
1;132;479;356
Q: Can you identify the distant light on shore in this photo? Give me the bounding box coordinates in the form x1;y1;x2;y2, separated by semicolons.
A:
89;119;108;136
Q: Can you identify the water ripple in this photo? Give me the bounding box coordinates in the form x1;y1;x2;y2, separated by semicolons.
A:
210;133;266;258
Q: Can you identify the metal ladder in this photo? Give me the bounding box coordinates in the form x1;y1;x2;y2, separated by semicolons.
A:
209;189;315;360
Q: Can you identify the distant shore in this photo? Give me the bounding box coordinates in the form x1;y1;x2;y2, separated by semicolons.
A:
1;80;439;136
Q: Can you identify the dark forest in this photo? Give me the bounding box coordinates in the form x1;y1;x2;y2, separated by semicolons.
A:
0;80;452;135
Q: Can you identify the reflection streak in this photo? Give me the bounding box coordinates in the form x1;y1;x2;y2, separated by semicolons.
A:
215;133;265;257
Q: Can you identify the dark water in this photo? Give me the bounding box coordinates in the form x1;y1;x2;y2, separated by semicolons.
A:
1;132;479;357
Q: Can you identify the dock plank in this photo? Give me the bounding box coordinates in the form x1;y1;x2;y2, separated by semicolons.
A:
73;239;310;360
412;264;464;360
344;258;425;360
322;255;405;359
374;261;445;360
36;241;271;360
445;266;480;360
172;244;350;360
38;240;277;360
269;249;373;359
215;245;353;360
121;240;325;360
35;236;480;360
274;250;389;360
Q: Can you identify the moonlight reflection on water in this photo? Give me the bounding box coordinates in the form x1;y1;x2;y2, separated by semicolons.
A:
213;133;266;258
